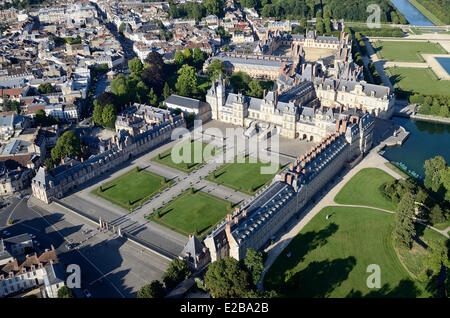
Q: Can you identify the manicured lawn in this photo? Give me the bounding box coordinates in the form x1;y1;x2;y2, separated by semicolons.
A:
151;140;215;173
373;41;447;62
92;168;172;211
149;190;232;238
264;206;431;297
334;168;397;211
386;67;450;96
206;155;282;195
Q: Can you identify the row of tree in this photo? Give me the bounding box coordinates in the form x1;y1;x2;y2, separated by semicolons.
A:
411;94;450;118
253;0;406;24
414;0;450;24
167;0;225;19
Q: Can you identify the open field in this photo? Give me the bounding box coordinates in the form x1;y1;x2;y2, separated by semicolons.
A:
334;168;396;211
151;140;215;173
264;206;439;298
92;168;172;210
386;67;450;96
149;190;231;238
372;41;446;62
206;155;282;195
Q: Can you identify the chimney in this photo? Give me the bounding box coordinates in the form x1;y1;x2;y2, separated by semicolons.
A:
242;210;247;217
274;90;278;104
225;223;232;242
227;214;232;222
263;89;266;99
286;174;292;185
234;217;239;225
281;173;286;182
335;119;340;132
342;120;348;133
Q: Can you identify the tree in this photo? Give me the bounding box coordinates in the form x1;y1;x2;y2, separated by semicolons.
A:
57;286;74;298
207;59;225;81
424;156;447;192
137;280;165;298
38;83;55;94
136;80;149;104
174;51;185;66
183;48;192;63
144;51;164;71
44;157;55;170
247;80;264;99
142;63;165;94
93;100;104;126
429;205;445;225
440;166;450;201
244;248;265;285
102;104;116;128
393;191;416;249
203;0;224;16
175;64;198;98
423;239;449;280
162;258;191;291
128;57;144;75
148;88;158;106
192;47;205;68
118;23;127;34
96;92;118;108
204;257;253;298
163;82;171;99
51;130;81;163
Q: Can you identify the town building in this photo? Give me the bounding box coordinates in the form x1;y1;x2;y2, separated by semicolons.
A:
32;108;185;203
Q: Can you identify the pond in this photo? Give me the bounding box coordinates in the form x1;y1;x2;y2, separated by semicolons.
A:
383;117;450;178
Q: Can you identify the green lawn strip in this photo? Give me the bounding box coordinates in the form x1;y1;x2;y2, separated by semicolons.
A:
206;155;283;195
407;0;445;26
264;206;430;297
149;190;232;239
92;169;173;211
373;41;446;62
386;67;450;96
334;168;397;211
384;162;412;179
151;140;215;173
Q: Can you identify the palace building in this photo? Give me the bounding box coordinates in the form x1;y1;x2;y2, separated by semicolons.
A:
204;110;374;261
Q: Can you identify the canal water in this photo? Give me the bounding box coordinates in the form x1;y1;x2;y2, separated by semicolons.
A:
436;57;450;76
383;117;450;178
390;0;435;26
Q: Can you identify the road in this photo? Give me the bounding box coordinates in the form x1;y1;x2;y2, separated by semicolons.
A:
0;194;170;298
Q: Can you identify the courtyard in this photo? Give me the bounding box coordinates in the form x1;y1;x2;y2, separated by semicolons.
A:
92;168;172;211
206;155;283;195
151;140;215;173
148;189;232;238
372;41;447;62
